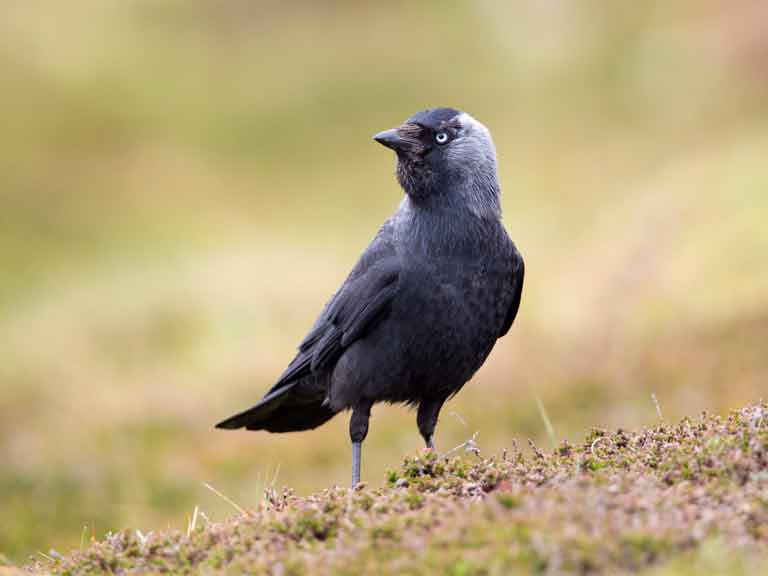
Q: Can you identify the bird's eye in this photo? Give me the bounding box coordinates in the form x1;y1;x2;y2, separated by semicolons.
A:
435;131;449;145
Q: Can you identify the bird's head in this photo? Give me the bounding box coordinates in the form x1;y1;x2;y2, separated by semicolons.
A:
373;108;500;215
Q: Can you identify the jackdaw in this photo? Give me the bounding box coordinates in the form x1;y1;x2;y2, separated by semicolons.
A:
216;107;524;486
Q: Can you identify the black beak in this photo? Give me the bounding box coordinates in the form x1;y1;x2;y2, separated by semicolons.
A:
373;122;425;154
374;123;424;154
373;128;404;151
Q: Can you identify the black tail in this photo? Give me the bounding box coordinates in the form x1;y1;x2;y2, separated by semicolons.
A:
216;382;337;433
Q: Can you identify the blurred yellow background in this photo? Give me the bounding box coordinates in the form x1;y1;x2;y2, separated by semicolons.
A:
1;0;767;561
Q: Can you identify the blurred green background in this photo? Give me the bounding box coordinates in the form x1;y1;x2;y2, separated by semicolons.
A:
1;0;767;562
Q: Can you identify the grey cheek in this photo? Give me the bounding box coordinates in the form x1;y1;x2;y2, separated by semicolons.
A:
446;141;483;166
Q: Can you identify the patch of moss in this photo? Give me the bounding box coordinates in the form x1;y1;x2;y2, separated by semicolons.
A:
19;402;768;575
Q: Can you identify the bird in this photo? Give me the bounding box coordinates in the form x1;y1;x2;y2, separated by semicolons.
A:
216;107;524;486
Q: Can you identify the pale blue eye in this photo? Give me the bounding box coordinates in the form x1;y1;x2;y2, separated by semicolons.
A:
435;132;449;144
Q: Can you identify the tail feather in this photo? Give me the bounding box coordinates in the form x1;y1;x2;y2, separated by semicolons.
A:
216;382;337;432
214;388;288;430
255;401;337;432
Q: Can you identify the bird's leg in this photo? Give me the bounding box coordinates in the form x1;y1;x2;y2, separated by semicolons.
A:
417;398;445;451
351;441;361;486
349;400;373;486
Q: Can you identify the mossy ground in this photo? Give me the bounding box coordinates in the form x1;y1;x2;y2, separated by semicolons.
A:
19;403;768;575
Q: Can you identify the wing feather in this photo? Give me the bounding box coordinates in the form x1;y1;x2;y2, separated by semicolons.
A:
268;229;399;394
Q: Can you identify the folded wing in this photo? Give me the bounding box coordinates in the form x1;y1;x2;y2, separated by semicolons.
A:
216;231;400;431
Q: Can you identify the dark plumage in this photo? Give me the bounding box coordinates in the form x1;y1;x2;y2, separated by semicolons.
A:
216;108;524;485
